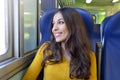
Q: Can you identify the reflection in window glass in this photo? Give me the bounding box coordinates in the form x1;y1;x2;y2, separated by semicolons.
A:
0;0;8;55
24;0;37;53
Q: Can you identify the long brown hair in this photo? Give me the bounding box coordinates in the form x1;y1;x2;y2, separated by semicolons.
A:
42;7;92;79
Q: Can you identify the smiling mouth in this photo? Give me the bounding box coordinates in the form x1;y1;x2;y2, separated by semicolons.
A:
54;32;62;37
54;33;60;37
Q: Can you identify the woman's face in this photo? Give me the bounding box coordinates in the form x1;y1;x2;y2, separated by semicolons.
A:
52;12;69;43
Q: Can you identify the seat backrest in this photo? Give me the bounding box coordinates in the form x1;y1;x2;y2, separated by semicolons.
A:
101;11;120;80
39;8;58;45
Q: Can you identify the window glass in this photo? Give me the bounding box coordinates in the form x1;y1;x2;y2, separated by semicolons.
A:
24;0;37;53
0;0;8;55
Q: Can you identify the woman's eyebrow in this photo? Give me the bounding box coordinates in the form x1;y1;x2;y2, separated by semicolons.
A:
58;18;64;21
53;18;64;23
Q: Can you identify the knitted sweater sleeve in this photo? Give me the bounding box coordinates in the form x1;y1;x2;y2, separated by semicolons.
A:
22;42;49;80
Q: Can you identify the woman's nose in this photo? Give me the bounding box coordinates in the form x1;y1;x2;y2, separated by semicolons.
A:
52;23;58;31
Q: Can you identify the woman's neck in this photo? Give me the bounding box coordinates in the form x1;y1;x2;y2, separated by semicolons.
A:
61;43;65;50
61;43;71;62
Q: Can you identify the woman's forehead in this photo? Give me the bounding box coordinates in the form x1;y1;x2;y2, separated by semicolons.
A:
53;12;64;22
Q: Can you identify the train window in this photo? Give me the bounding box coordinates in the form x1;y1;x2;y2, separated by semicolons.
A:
0;0;13;62
0;0;39;79
0;0;7;56
91;12;106;24
23;0;38;53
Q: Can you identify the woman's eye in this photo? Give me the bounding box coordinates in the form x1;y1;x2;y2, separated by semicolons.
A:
58;21;64;24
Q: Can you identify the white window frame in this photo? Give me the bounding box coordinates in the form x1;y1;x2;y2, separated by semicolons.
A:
0;0;13;62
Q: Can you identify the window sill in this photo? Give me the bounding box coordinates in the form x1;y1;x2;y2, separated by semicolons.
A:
0;51;36;80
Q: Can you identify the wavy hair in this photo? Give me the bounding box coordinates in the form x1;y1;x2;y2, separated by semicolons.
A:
42;7;92;79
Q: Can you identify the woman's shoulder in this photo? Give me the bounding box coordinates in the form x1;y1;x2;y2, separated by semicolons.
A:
37;41;50;52
89;51;96;62
40;41;50;48
41;41;50;46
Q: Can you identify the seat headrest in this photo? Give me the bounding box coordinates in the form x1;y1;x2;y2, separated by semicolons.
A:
104;12;120;38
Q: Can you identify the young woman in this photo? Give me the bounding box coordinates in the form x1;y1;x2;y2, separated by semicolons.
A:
23;7;97;80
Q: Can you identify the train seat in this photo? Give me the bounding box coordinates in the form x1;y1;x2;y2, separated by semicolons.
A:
101;11;120;80
97;15;112;80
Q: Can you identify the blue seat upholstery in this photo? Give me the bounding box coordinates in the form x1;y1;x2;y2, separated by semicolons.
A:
39;8;58;45
100;14;112;80
101;11;120;80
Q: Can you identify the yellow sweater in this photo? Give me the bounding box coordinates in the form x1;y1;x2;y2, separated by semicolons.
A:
23;42;97;80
